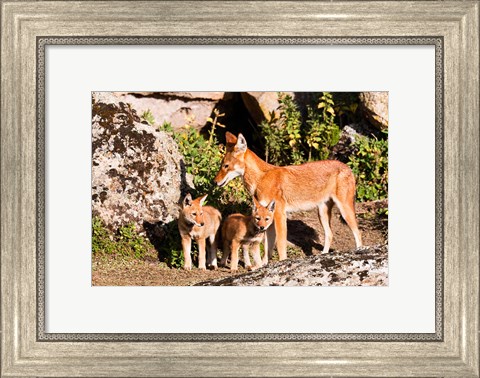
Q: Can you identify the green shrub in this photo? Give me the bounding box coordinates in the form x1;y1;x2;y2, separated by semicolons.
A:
159;111;251;214
92;217;154;260
92;216;115;254
305;92;341;161
261;93;303;165
261;92;341;165
332;92;361;127
348;130;388;202
155;221;187;268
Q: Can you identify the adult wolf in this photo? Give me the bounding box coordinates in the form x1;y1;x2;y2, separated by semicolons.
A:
214;132;362;263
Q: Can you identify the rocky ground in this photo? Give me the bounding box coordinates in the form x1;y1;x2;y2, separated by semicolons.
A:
196;244;387;286
92;200;388;286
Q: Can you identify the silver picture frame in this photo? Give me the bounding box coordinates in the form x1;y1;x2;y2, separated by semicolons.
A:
1;1;478;376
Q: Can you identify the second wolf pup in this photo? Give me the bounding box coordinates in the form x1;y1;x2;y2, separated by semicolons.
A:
220;197;276;272
178;193;221;270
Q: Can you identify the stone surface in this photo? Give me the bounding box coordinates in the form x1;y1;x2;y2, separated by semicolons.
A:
240;92;320;125
91;92;187;233
104;92;230;131
359;92;389;130
331;125;359;163
196;244;388;286
241;92;287;124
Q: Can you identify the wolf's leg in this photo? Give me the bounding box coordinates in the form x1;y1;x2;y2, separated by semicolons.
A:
220;239;230;267
181;236;192;270
274;204;288;261
318;199;334;254
251;242;262;270
334;172;363;248
263;224;276;265
197;238;207;270
242;245;252;271
208;233;218;269
230;240;240;273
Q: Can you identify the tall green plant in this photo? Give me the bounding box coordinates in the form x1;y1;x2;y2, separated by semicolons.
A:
159;111;250;214
261;92;341;165
280;93;304;164
261;93;303;165
348;131;388;201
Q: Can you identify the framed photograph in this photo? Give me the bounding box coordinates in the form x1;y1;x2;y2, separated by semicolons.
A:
1;1;478;377
90;90;388;287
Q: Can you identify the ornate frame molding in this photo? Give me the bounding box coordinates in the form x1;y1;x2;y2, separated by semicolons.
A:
2;2;478;376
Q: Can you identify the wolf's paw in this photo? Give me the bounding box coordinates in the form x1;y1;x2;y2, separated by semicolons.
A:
183;264;192;271
246;265;253;271
218;260;228;268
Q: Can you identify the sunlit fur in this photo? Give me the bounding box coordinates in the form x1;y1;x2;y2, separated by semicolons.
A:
178;194;221;270
214;132;363;262
220;197;276;272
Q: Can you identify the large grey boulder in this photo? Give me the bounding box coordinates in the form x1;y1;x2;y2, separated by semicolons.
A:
359;92;389;130
105;92;230;131
196;245;388;286
91;92;186;233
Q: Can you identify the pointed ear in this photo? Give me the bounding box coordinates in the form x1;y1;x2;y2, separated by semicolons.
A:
183;193;193;207
252;197;260;211
235;133;247;153
268;199;276;212
199;194;208;206
225;131;237;145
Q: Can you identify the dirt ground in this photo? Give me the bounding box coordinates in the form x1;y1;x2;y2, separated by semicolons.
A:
92;200;388;286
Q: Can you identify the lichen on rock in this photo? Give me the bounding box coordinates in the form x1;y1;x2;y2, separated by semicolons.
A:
92;92;187;234
195;244;388;286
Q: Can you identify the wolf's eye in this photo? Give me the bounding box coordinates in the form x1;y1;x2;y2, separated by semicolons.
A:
255;217;261;221
192;212;196;216
265;218;270;221
200;212;203;215
224;164;229;169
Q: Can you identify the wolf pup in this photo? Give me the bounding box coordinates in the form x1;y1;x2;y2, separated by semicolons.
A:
214;132;363;262
220;197;276;272
178;193;221;271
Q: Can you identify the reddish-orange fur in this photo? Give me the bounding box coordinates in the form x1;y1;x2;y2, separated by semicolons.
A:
214;132;362;262
178;194;221;270
220;198;275;272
